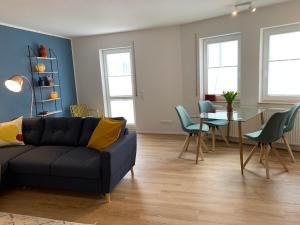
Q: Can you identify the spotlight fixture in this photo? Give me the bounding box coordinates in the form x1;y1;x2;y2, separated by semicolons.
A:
231;1;257;16
250;6;257;12
232;7;238;16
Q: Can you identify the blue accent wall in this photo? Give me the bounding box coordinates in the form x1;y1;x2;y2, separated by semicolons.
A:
0;25;77;122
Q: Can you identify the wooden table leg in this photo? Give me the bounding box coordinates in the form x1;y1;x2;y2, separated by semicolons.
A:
196;118;204;164
227;121;231;142
238;121;244;175
260;112;265;125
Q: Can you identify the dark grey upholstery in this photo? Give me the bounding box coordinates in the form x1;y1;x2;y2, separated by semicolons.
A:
0;117;136;196
78;117;100;146
9;146;74;175
51;147;101;179
22;118;44;145
40;117;83;146
0;145;35;175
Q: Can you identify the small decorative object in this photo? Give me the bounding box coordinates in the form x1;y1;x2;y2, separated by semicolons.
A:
35;63;46;72
46;75;54;86
49;91;58;99
222;91;238;112
39;44;47;57
38;77;45;86
205;94;216;102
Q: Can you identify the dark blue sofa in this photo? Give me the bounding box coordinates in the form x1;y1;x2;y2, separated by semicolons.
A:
0;117;137;202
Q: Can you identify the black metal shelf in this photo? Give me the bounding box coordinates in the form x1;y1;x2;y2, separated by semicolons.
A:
28;46;63;117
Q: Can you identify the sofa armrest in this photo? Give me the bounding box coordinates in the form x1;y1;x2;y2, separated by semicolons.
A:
100;132;137;194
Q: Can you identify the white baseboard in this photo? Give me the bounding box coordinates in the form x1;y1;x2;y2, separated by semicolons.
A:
135;131;300;152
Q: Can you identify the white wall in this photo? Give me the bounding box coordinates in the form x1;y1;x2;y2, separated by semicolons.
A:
72;0;300;134
181;0;300;115
72;26;183;133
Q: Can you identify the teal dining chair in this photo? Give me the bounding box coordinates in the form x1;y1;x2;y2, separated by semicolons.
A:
281;103;300;162
243;111;290;179
198;100;229;151
175;105;209;160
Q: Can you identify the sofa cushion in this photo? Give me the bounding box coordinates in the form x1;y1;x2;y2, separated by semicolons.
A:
78;117;127;146
51;147;101;179
0;145;35;175
22;118;44;145
78;117;99;146
9;146;74;175
40;117;83;146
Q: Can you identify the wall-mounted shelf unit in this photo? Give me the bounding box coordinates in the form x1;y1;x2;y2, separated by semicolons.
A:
36;110;63;117
28;46;63;117
34;85;60;89
36;98;62;103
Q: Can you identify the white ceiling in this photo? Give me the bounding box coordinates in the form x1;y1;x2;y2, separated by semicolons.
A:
0;0;290;37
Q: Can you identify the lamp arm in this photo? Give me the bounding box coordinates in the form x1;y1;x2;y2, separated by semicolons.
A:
21;76;34;118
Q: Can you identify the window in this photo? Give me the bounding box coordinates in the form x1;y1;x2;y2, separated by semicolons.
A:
100;47;136;124
261;23;300;102
202;34;240;97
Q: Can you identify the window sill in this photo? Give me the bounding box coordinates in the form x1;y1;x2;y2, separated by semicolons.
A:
258;101;296;105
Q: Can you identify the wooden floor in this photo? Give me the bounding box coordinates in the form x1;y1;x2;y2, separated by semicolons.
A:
1;134;300;225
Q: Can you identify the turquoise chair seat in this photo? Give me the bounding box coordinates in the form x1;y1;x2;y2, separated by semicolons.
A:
203;119;228;127
186;123;209;133
243;130;262;141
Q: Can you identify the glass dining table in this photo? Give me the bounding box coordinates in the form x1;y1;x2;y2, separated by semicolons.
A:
192;106;266;175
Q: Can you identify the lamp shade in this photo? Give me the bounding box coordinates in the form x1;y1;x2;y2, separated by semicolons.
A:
5;75;24;92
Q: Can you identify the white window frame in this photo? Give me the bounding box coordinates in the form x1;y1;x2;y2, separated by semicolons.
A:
99;47;136;126
201;33;241;100
261;23;300;103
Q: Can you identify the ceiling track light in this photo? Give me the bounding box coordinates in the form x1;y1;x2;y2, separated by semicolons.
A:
231;1;256;17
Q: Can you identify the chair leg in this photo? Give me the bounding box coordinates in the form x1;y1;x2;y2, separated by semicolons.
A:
271;144;288;172
200;138;209;152
265;145;271;179
259;143;264;163
211;127;216;151
218;127;230;146
178;134;191;158
196;133;204;162
243;144;257;169
282;135;296;163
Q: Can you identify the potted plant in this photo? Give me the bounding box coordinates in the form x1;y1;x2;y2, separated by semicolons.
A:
222;91;238;112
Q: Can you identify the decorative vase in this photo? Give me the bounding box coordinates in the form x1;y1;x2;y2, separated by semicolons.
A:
227;102;233;112
49;91;58;99
39;44;47;57
35;63;45;72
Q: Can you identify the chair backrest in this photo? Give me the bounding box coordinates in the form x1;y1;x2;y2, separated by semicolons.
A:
175;105;193;131
70;104;89;117
284;103;300;132
198;100;215;113
258;111;290;143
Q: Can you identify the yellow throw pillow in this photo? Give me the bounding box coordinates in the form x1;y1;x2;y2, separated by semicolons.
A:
87;117;124;150
0;116;25;147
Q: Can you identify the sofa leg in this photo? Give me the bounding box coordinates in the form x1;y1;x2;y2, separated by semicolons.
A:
130;167;134;177
105;193;111;203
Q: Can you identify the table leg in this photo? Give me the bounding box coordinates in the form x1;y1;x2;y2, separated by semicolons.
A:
227;121;231;142
196;118;204;164
260;112;265;125
238;121;244;175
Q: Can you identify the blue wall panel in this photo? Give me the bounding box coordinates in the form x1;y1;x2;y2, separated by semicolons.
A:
0;25;77;122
